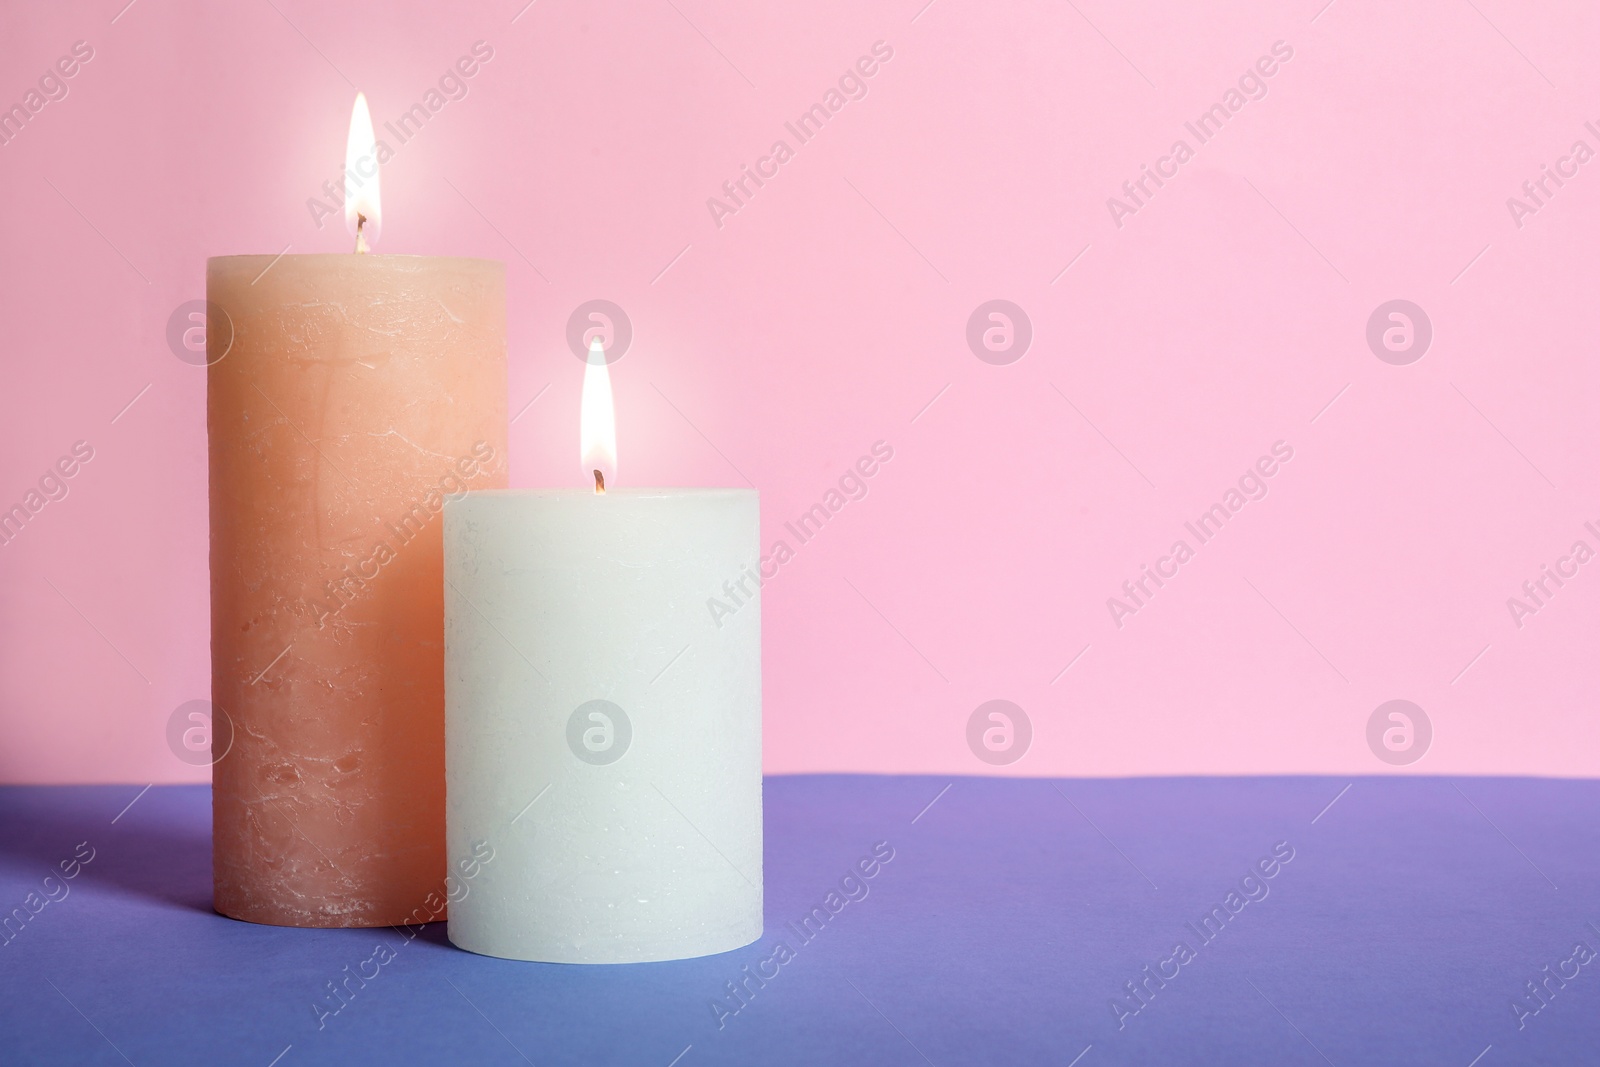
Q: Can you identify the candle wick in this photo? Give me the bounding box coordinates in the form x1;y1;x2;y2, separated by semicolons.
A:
593;470;605;495
354;214;369;254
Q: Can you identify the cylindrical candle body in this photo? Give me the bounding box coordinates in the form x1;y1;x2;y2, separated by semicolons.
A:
208;254;507;928
444;489;762;963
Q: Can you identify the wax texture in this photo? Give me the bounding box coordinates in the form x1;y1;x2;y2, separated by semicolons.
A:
208;254;507;927
444;489;763;963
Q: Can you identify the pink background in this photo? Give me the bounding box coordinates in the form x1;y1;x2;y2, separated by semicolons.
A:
1;0;1596;784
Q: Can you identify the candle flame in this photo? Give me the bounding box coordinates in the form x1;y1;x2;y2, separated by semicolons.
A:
580;337;616;492
344;92;381;251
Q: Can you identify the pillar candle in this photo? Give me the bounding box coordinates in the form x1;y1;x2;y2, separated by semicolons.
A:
443;488;762;962
208;253;507;928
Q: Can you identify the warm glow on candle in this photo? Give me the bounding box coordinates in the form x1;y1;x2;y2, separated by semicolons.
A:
345;92;381;252
580;338;617;493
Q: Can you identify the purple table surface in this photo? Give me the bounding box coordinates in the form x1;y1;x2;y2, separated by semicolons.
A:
1;776;1596;1066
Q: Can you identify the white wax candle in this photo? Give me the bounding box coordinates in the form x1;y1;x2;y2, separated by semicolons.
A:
443;488;762;962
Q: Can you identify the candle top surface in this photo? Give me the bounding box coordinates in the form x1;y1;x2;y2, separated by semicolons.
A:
455;487;756;500
207;253;505;268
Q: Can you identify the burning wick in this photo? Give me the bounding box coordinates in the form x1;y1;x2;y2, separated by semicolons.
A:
344;93;379;251
579;335;614;494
